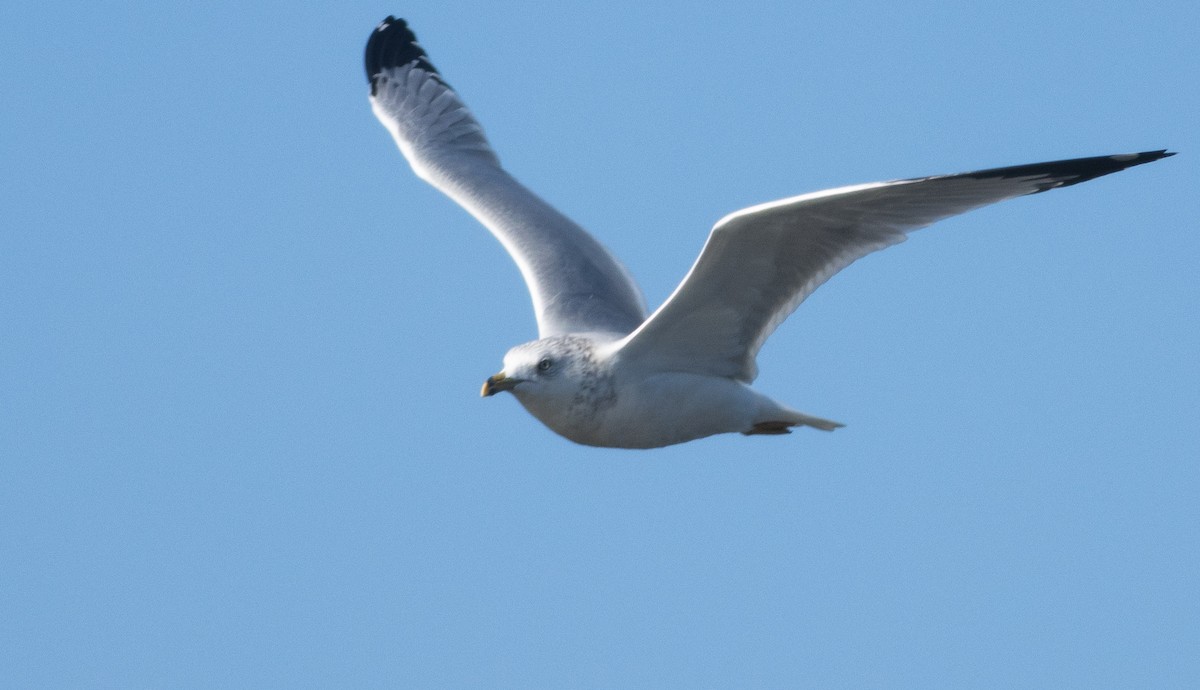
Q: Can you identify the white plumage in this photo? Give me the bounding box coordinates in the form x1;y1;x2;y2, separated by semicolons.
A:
365;17;1173;448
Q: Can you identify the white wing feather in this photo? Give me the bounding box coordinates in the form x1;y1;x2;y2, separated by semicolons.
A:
617;152;1173;382
365;18;646;338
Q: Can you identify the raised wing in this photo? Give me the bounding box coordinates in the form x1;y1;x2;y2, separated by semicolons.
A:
365;17;646;337
617;151;1174;382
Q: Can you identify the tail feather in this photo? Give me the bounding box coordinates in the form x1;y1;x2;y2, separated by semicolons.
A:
744;412;843;435
791;412;844;432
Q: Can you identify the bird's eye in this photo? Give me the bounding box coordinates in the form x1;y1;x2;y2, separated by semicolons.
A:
537;357;553;372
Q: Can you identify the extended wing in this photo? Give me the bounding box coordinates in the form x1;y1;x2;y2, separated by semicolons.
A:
365;18;646;337
617;151;1173;382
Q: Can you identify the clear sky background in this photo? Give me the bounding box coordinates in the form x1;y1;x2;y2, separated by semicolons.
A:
3;2;1197;687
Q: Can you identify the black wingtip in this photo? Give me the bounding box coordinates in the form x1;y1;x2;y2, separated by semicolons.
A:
364;16;444;96
962;149;1177;193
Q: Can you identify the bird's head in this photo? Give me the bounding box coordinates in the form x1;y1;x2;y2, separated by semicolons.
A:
480;335;608;408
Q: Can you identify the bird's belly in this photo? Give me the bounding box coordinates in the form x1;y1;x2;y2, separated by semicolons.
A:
547;373;761;449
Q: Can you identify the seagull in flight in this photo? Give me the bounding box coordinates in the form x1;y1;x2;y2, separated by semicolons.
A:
364;17;1173;449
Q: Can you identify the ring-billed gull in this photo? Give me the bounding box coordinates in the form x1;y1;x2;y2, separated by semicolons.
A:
364;17;1173;449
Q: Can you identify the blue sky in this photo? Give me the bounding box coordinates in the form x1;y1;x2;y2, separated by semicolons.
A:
2;1;1197;687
